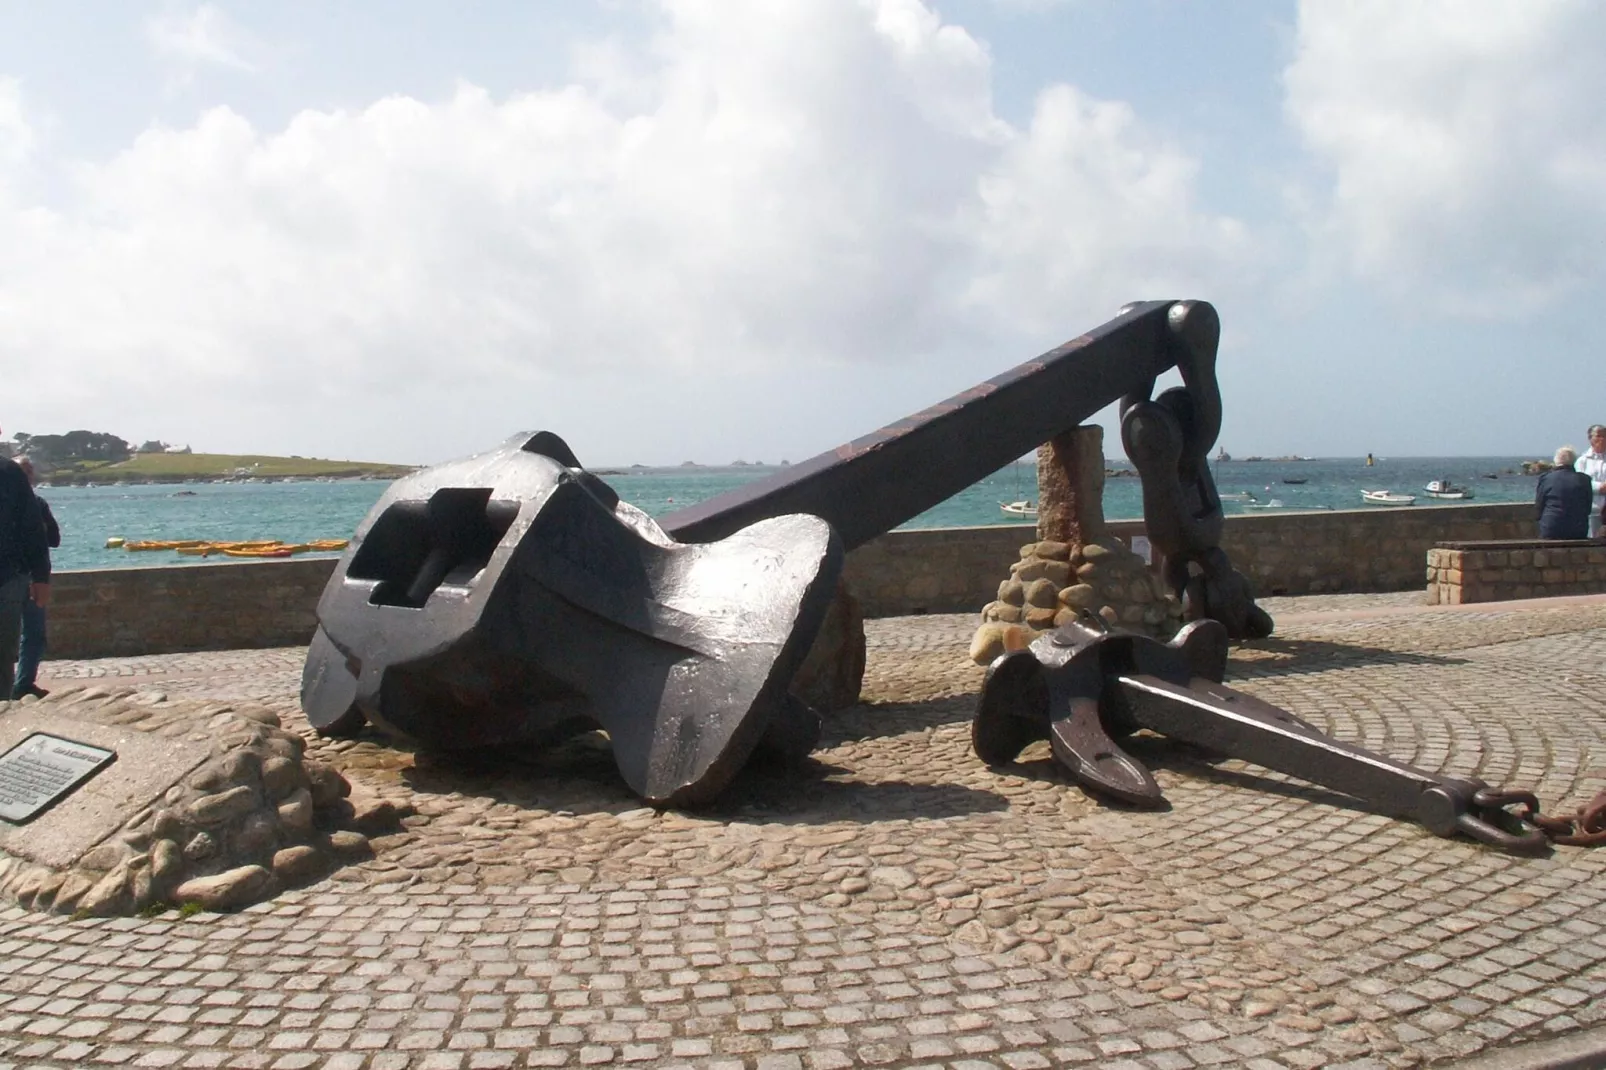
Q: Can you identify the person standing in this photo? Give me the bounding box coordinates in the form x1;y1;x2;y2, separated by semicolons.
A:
1574;424;1606;537
12;457;57;699
0;440;50;700
1537;446;1594;540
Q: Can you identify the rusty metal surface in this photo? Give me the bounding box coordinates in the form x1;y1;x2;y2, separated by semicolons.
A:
302;431;842;806
975;615;1554;855
662;300;1187;550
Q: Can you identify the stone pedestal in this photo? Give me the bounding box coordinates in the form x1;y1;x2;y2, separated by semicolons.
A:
972;426;1183;665
792;580;866;712
1037;427;1107;546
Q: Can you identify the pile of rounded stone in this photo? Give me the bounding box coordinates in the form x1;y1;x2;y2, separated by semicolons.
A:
0;688;392;916
970;536;1186;664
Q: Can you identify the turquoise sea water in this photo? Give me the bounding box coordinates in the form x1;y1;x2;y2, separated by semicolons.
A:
42;455;1543;573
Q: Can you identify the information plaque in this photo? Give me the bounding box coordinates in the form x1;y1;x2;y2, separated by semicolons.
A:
0;734;117;823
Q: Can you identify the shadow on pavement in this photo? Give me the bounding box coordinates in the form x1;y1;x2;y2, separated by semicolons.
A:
399;727;1008;823
1230;636;1468;679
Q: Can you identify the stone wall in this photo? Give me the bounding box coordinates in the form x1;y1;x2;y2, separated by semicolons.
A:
49;558;337;660
844;502;1533;616
1427;540;1606;604
1214;502;1533;602
47;502;1536;659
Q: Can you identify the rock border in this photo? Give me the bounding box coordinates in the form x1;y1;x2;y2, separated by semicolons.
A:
971;536;1184;662
0;687;408;915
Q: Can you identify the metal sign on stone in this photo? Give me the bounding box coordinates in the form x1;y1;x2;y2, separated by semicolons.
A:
0;733;117;824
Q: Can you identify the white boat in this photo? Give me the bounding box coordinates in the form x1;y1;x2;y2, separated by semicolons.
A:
1245;498;1287;509
1219;491;1255;502
1424;479;1473;500
1000;500;1038;518
1361;489;1416;506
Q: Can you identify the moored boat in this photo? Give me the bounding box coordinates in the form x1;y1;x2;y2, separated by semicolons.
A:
1361;490;1416;506
1000;500;1037;518
1424;479;1473;500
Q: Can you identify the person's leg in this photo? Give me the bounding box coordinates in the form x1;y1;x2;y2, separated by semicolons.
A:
0;574;28;700
11;596;45;698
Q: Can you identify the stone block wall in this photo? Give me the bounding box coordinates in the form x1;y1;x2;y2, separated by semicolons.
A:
46;502;1538;660
843;502;1533;616
1210;502;1532;598
48;558;338;659
1427;540;1606;604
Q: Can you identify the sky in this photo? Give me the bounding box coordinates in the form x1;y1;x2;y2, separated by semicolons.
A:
1;0;1603;467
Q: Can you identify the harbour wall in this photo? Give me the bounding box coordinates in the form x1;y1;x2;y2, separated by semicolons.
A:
46;502;1535;660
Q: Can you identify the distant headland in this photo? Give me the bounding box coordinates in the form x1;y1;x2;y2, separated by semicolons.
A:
3;430;414;486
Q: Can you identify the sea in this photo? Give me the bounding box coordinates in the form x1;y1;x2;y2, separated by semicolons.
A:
42;455;1543;573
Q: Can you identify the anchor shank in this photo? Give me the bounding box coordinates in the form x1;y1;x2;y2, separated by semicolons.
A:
1115;674;1443;818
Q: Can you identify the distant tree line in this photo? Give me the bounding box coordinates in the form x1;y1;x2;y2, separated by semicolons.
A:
13;430;132;464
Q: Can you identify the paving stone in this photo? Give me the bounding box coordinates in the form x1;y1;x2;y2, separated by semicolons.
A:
7;595;1606;1067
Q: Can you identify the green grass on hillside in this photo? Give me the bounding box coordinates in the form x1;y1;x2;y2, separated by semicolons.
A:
45;452;416;483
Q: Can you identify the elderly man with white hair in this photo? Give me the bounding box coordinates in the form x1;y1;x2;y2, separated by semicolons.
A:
1575;424;1606;537
1538;445;1594;540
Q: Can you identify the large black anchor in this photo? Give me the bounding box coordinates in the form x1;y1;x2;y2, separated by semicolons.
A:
304;299;1274;807
974;616;1552;856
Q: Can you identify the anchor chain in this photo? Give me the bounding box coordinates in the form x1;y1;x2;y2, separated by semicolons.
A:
1504;787;1606;847
1119;302;1272;640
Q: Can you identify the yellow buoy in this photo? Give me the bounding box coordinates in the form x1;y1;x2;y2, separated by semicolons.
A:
106;537;125;549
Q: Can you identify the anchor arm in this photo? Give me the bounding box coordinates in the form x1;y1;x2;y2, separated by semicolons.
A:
1114;674;1551;855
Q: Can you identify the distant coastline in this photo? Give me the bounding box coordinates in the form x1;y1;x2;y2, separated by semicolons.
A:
37;452;416;487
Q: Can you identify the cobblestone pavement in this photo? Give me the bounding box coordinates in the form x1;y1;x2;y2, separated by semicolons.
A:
9;595;1606;1069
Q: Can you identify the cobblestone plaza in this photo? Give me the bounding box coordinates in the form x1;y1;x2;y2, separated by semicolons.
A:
3;592;1604;1069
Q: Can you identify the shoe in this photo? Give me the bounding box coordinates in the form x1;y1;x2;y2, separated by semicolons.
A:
12;686;47;700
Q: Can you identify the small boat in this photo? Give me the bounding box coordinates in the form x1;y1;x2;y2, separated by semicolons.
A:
222;546;294;558
1219;491;1256;502
124;539;209;551
1245;498;1287;510
1424;479;1474;500
1000;500;1038;518
1282;478;1308;485
1361;490;1415;506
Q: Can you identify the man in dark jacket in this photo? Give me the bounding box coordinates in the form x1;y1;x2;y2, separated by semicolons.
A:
12;457;58;698
1536;446;1594;539
0;442;51;700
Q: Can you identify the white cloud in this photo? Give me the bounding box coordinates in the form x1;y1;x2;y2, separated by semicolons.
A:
1285;0;1606;316
0;79;33;167
0;0;1253;461
145;3;258;81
